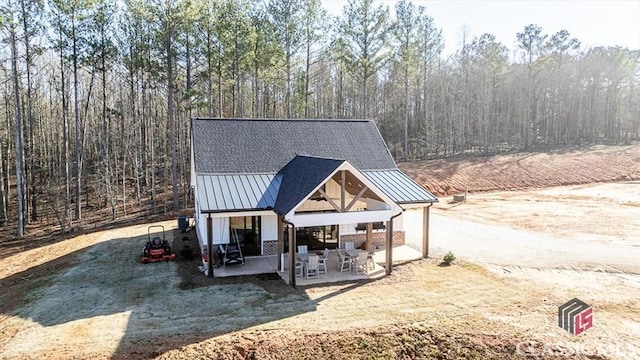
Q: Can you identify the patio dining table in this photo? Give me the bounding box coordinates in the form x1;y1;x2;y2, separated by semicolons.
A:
297;253;322;268
296;253;322;277
345;249;365;258
345;249;365;272
297;253;311;262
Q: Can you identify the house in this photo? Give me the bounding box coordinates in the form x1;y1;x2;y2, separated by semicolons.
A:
190;118;438;285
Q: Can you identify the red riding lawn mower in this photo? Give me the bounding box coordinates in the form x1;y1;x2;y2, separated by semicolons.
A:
140;225;176;263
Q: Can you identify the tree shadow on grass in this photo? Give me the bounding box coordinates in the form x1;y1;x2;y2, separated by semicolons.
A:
0;224;374;359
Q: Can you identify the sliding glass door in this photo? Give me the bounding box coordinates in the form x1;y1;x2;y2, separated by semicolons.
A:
229;216;261;256
285;225;338;252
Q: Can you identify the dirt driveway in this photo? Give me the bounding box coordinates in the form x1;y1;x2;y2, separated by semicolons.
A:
430;182;640;273
1;183;639;359
429;213;640;273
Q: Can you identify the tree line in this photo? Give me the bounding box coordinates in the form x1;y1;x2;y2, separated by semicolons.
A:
1;0;638;238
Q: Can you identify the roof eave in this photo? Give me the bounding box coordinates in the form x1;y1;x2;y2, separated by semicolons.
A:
397;199;439;205
200;207;275;214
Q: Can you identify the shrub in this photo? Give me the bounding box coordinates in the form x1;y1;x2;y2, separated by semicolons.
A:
442;251;456;266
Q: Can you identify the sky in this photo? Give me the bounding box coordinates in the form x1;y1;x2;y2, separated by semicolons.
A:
322;0;640;56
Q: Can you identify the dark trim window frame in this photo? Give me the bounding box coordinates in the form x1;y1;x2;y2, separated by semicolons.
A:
355;222;386;232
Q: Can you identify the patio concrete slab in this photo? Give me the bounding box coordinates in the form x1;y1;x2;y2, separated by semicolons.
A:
372;245;424;264
212;255;279;277
210;246;425;285
279;246;424;286
278;251;385;286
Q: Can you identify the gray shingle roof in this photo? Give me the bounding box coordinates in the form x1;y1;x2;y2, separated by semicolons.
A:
274;155;344;216
192;118;397;173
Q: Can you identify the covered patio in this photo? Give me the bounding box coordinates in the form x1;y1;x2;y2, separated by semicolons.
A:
212;246;424;285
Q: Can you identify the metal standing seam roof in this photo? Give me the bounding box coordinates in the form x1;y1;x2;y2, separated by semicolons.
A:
196;169;437;213
196;174;282;212
363;170;438;204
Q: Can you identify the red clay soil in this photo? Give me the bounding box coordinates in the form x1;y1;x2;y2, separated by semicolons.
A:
399;144;640;197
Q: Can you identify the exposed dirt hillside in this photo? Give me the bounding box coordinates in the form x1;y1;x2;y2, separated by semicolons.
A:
399;144;640;196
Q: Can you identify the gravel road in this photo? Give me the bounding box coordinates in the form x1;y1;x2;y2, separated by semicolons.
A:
430;213;640;274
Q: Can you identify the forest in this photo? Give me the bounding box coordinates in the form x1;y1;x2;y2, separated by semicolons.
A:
0;0;638;239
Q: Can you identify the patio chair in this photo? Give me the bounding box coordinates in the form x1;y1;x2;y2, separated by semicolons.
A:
354;251;368;274
337;249;352;272
306;254;320;279
345;242;355;250
367;245;376;270
318;248;329;274
297;245;308;254
293;254;303;277
283;253;303;273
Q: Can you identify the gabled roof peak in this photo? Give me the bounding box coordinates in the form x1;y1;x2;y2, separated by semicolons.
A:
293;153;346;161
274;156;345;215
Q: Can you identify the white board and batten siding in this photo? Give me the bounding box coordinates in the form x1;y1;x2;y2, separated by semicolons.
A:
402;207;424;250
261;214;279;241
195;213;230;248
195;211;279;250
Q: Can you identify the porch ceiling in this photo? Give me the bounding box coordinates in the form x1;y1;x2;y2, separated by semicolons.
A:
287;209;396;227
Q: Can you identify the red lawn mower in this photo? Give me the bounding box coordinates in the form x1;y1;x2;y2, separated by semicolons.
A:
140;225;176;263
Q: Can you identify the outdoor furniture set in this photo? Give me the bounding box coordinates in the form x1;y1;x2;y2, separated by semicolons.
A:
295;243;376;279
295;246;328;279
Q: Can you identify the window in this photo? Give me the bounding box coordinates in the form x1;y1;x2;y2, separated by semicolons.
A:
284;225;338;251
355;222;385;232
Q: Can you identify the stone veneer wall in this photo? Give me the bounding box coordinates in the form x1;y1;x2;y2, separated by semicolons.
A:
262;240;278;255
340;231;405;249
